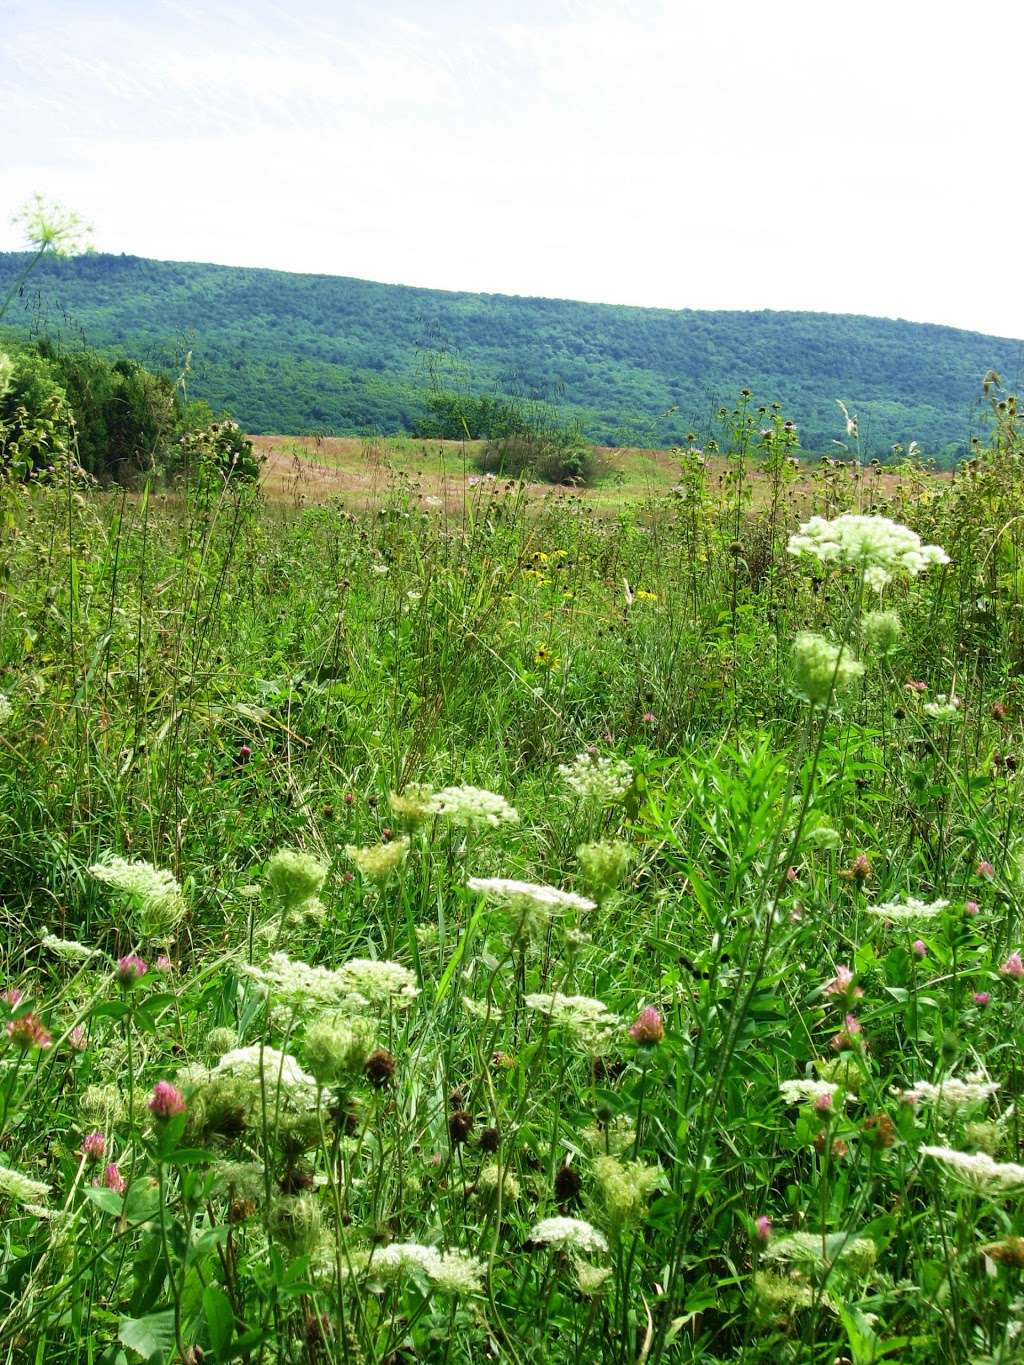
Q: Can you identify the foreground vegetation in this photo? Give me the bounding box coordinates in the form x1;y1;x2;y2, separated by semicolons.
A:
1;386;1024;1364
2;249;1019;460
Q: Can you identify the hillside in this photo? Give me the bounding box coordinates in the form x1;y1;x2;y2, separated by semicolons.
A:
1;251;1021;461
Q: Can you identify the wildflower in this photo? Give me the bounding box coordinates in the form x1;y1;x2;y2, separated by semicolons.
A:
862;608;902;655
1000;952;1024;979
911;939;927;958
68;1026;87;1052
528;1217;608;1255
965;900;980;917
807;825;842;852
977;860;995;878
388;784;434;829
865;896;948;923
302;1017;373;1087
533;643;559;669
363;1243;484;1295
155;955;173;973
921;1145;1024;1192
423;785;518;827
592;1155;665;1230
831;1013;862;1053
41;931;98;961
99;1163;126;1195
577;840;632;897
974;992;991;1006
628;1007;665;1046
7;1014;51;1051
862;1113;896;1149
89;857;186;938
0;1164;51;1207
466;878;595;935
824;965;863;1000
116;954;148;988
923;695;960;721
814;1091;833;1113
1;989;23;1007
14;193;93;256
81;1132;106;1162
476;1162;520;1207
791;632;864;706
148;1081;186;1121
344;836;410;884
903;1077;999;1112
762;1231;878;1275
215;1045;318;1093
337;959;419;1008
642;711;656;724
787;513;949;591
524;992;619;1046
364;1048;396;1088
905;680;928;693
558;752;633;803
779;1078;844;1107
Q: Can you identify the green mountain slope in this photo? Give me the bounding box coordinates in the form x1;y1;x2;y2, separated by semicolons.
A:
1;251;1020;461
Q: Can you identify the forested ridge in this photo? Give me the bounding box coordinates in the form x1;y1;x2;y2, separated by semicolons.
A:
1;250;1020;461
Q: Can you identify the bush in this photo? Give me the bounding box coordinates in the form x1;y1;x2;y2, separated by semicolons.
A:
170;418;264;488
477;424;606;485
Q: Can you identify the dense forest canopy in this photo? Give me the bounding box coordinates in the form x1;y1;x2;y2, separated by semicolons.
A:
1;251;1020;463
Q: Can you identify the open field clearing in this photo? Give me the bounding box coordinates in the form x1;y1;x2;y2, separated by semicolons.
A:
254;433;950;514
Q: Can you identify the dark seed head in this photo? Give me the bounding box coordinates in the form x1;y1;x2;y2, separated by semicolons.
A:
364;1048;396;1088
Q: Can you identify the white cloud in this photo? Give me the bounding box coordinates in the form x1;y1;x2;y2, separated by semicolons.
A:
1;0;1022;336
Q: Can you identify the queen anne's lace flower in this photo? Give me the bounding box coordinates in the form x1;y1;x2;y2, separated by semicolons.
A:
558;753;633;803
362;1242;484;1294
344;837;410;883
0;1163;50;1206
241;954;353;1010
40;931;98;961
525;992;619;1045
787;514;949;591
89;857;186;936
902;1077;1000;1111
923;695;961;721
528;1217;608;1255
779;1078;845;1107
213;1045;317;1092
466;877;595;914
866;897;949;923
336;959;419;1009
423;785;518;826
0;694;12;726
921;1145;1024;1192
791;633;864;706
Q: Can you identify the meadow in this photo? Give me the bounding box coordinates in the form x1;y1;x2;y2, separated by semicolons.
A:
1;393;1023;1364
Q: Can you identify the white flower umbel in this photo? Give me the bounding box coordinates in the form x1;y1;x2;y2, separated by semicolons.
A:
865;897;949;923
921;1146;1024;1193
0;1163;51;1207
779;1078;844;1106
524;992;619;1045
791;633;864;707
787;514;949;591
923;695;961;722
528;1217;609;1255
0;694;12;726
241;954;354;1011
558;753;633;803
904;1078;1000;1112
363;1242;485;1294
424;785;519;827
88;856;186;937
214;1045;317;1093
337;959;419;1009
40;930;98;961
466;878;595;914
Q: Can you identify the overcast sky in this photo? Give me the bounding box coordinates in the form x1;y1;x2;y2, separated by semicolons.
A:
2;0;1022;337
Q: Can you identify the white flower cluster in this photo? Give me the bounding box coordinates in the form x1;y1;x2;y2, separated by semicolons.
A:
903;1077;1000;1112
558;752;633;803
762;1231;877;1273
528;1217;608;1255
88;856;186;936
778;1078;844;1106
337;958;419;1009
921;1145;1024;1192
344;836;410;883
214;1045;317;1093
466;877;595;914
787;514;950;591
0;693;12;726
923;695;961;722
791;632;864;706
423;785;519;827
865;897;949;923
41;930;98;961
361;1242;485;1294
524;992;619;1045
0;1163;51;1207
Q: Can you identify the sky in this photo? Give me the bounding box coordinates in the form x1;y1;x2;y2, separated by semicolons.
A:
2;0;1022;337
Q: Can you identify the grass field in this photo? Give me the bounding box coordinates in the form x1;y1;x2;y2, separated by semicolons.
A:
0;406;1022;1363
